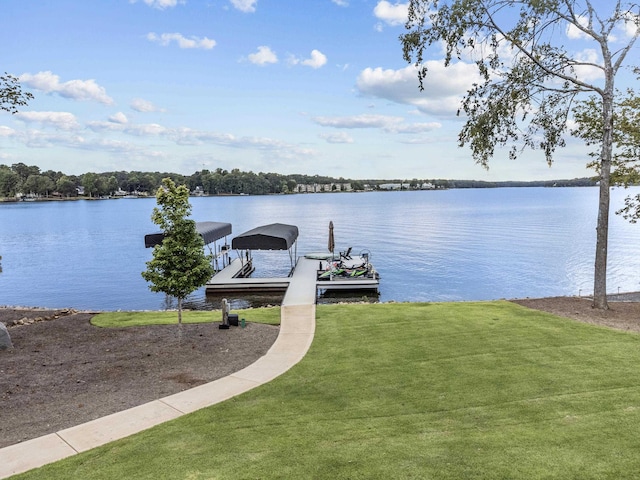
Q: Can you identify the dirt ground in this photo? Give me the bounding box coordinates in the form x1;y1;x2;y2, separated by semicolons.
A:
0;308;279;449
511;296;640;332
1;297;640;449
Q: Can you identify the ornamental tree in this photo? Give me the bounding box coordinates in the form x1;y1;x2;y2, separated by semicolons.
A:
401;0;640;309
142;178;214;324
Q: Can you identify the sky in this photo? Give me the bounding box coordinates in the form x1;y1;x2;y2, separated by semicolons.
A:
1;0;638;181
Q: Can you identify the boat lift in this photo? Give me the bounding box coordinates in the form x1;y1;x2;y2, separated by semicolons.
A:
231;223;299;275
144;221;233;272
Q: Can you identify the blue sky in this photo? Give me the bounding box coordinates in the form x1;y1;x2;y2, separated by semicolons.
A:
1;1;638;181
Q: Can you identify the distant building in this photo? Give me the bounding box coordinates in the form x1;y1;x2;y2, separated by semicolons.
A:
378;183;410;190
295;183;352;193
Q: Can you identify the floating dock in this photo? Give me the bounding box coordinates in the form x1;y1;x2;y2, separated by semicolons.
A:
315;255;380;292
205;258;287;293
205;256;379;296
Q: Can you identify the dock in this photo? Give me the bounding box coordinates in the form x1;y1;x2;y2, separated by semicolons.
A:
205;258;288;293
205;256;379;296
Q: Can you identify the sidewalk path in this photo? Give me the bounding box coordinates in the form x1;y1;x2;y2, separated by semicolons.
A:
0;257;318;479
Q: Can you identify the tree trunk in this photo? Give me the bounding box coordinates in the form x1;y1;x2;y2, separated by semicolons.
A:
593;85;615;310
593;164;611;310
177;297;184;343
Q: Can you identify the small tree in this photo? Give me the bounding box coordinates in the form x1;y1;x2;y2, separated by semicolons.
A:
142;178;214;324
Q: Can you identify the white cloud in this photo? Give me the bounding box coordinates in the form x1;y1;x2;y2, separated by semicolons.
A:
109;112;129;124
621;12;640;38
373;1;408;27
332;0;349;6
0;126;16;138
320;132;354;143
390;122;441;133
130;0;184;9
566;15;590;40
126;123;168;136
131;98;164;113
9;101;322;170
302;50;328;69
313;113;403;129
312;113;440;134
230;0;257;13
20;130;72;149
83;118;311;159
86;121;123;133
288;49;328;69
14;111;80;130
20;71;114;105
164;128;315;160
571;48;604;82
87;120;167;137
146;32;216;49
356;62;480;116
248;46;278;65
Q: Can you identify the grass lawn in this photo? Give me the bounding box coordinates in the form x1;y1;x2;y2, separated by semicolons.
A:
15;301;640;479
92;307;281;327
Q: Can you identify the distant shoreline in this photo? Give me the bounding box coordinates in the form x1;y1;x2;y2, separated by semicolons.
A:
0;181;609;204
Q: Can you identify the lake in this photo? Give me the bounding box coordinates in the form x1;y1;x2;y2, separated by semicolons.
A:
0;187;639;311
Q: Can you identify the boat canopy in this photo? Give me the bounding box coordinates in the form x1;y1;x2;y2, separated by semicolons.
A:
144;221;232;248
231;223;298;251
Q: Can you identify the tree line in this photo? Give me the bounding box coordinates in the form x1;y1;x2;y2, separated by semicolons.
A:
0;162;601;200
0;164;364;199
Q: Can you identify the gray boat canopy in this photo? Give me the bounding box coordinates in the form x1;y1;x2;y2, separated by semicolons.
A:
232;223;299;274
231;223;298;251
145;221;232;248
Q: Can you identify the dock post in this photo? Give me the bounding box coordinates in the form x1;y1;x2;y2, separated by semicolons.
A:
219;298;230;329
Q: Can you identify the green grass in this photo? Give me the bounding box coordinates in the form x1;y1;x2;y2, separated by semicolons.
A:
15;301;640;479
91;307;281;327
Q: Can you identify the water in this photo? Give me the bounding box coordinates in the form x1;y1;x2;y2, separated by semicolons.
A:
0;187;638;310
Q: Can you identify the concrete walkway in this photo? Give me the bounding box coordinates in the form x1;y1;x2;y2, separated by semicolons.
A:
0;257;318;479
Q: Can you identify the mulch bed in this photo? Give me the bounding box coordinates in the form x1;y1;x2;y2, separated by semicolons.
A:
511;296;640;332
0;308;278;448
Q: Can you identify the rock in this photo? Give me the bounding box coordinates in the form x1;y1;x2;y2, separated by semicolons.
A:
0;323;12;350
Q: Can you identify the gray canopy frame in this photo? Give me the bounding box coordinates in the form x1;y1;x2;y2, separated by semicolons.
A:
144;221;232;248
145;221;233;271
231;223;299;273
